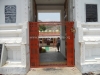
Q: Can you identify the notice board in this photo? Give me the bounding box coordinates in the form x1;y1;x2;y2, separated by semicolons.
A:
86;4;98;22
5;5;16;23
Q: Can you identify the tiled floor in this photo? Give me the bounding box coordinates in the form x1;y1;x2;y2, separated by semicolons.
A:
40;51;66;65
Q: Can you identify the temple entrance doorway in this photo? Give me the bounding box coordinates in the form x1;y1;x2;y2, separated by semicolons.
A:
29;21;74;67
29;0;75;67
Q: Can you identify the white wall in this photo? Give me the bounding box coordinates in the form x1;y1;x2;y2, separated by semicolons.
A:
74;0;100;73
0;0;29;24
74;0;82;72
75;0;100;23
60;25;66;57
68;0;74;21
28;0;35;21
74;22;81;72
0;0;30;74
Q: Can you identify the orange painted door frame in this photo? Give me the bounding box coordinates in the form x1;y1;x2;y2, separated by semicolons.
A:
29;22;39;67
66;22;75;66
29;22;75;67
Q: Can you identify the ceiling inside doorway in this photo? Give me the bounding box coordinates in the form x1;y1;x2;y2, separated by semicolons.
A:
35;0;66;5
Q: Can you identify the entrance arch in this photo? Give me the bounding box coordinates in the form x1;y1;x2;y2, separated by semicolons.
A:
29;22;74;67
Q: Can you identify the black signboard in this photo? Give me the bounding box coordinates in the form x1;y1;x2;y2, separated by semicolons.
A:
86;4;98;22
0;44;2;60
5;5;16;23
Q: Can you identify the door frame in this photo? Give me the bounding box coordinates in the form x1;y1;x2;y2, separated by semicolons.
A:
29;22;75;67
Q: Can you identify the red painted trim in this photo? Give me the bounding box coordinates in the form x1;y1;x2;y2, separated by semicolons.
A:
66;22;75;67
29;22;75;67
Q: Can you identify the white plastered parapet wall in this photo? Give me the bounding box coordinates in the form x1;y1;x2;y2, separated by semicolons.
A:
74;0;100;73
0;0;30;74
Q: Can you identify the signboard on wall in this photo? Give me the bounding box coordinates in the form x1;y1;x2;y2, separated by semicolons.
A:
5;5;16;23
0;44;2;60
86;4;98;22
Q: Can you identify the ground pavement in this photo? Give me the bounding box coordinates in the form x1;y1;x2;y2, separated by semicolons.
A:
27;67;82;75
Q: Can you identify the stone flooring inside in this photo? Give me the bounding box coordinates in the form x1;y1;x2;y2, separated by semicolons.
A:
40;51;66;65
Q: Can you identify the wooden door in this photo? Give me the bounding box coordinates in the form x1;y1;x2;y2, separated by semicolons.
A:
29;22;39;67
66;22;75;66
